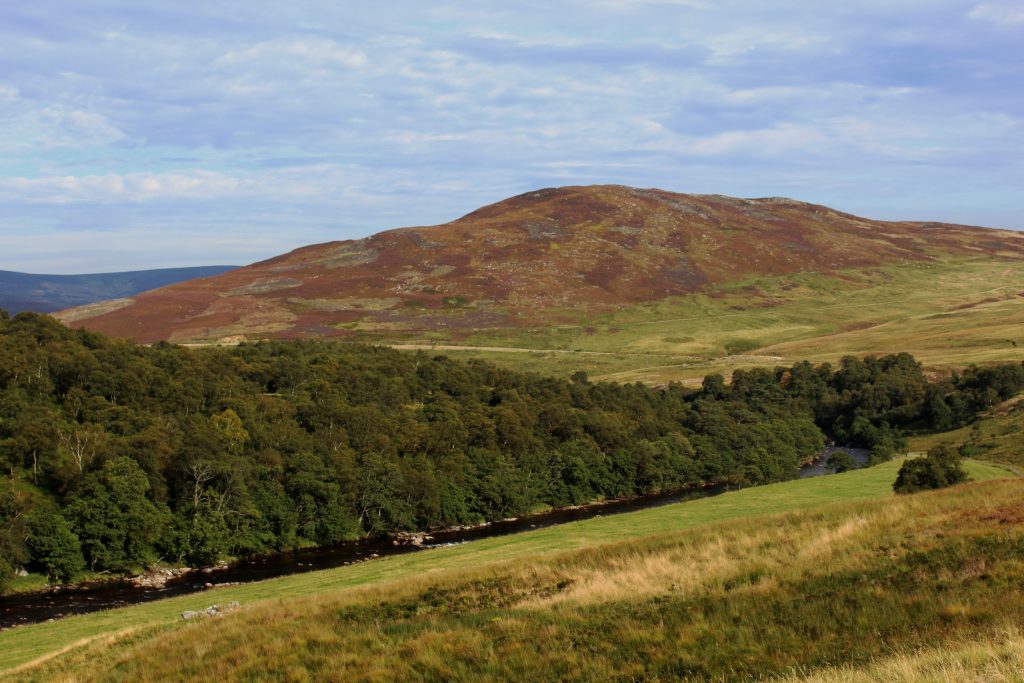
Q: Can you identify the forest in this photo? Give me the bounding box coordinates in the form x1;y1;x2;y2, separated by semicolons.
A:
2;309;1023;592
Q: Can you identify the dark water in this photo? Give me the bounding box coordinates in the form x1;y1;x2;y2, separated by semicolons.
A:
0;452;858;629
799;446;871;479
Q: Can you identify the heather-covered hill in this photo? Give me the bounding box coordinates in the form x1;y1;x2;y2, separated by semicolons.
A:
55;185;1024;344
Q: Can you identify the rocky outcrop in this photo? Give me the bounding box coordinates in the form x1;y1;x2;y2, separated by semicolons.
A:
181;601;240;621
391;531;433;547
131;567;192;589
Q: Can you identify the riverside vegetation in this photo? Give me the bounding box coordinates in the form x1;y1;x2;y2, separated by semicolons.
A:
0;459;1016;680
2;308;1024;593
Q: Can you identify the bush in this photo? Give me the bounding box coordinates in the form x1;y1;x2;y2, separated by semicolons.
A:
893;444;969;494
826;450;856;473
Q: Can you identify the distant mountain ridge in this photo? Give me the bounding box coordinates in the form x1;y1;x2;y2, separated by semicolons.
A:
0;266;238;314
55;185;1024;343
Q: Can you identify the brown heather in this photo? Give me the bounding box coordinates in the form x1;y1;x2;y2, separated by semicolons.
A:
54;185;1024;345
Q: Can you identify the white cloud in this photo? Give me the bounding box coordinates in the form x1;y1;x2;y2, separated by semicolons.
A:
0;165;392;205
591;0;710;8
969;2;1024;23
683;124;829;157
0;1;1021;272
0;228;290;273
0;171;247;204
217;38;368;69
0;107;127;151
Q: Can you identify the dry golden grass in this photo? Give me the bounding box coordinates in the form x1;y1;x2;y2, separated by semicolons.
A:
784;627;1024;682
52;298;134;324
447;258;1024;385
526;512;875;609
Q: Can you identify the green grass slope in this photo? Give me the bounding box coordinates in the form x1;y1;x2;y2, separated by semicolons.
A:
402;257;1024;386
0;458;1013;680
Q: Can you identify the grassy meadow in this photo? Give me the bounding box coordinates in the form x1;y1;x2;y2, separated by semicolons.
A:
1;457;1015;680
390;257;1024;385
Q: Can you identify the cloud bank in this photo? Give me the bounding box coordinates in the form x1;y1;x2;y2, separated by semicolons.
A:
0;1;1021;271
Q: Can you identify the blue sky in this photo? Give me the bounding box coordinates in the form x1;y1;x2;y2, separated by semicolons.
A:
1;1;1022;272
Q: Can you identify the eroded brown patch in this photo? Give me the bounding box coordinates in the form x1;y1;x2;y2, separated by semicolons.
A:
977;505;1024;526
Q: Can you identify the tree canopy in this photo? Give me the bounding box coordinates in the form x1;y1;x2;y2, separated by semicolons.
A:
0;310;1020;590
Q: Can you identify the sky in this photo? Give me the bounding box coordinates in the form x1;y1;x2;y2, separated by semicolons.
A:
0;1;1022;273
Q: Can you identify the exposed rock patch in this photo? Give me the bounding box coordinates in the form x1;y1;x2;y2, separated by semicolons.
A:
316;241;379;268
391;532;433;547
181;601;240;621
225;278;303;297
523;219;568;241
131;567;192;589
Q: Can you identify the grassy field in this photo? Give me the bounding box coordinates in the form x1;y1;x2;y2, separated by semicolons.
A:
389;257;1024;385
780;627;1024;682
0;458;1013;680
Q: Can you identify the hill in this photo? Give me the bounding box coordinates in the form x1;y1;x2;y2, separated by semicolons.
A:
0;266;237;315
54;185;1024;349
1;460;1017;680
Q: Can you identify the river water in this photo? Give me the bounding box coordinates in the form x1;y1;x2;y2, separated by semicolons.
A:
0;449;867;629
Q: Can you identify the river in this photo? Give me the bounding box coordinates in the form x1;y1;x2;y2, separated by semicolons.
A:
0;447;868;629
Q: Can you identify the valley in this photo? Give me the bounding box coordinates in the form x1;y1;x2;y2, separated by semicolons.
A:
4;187;1024;680
0;446;866;630
6;1;1023;678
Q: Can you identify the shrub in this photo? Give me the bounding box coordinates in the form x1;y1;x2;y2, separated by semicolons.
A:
893;444;969;494
826;450;855;473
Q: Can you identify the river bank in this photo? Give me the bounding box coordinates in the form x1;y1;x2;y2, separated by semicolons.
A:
1;449;860;629
0;482;727;628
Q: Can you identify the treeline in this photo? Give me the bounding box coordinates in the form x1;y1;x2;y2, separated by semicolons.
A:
1;310;1022;591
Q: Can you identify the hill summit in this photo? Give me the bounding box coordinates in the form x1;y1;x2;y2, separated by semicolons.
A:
56;185;1024;343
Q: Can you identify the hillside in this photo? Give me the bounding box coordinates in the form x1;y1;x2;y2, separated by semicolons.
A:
2;460;1017;680
0;266;237;315
55;185;1024;346
909;393;1024;472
